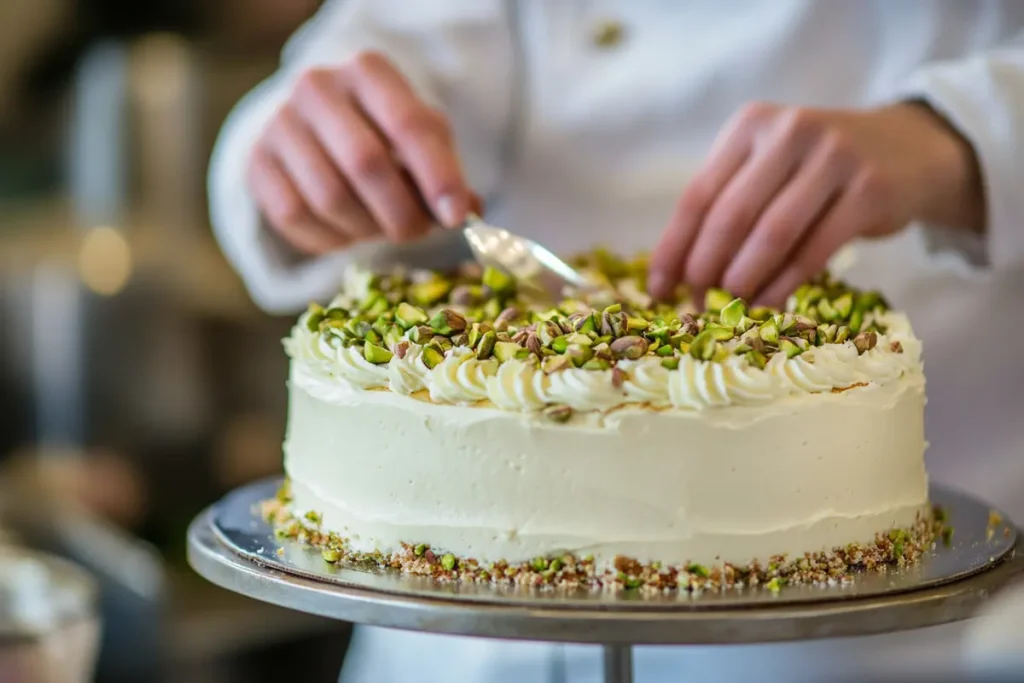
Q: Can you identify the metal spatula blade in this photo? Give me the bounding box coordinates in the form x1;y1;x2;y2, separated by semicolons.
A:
460;215;595;300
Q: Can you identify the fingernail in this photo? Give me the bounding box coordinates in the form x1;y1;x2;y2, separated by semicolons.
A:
435;195;462;228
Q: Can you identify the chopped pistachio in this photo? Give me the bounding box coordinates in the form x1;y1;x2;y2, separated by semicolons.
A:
933;506;947;524
575;313;598;335
626;317;649;332
321;548;341;563
441;554;457;571
610;335;649;360
582;358;612;371
892;541;904;561
853;330;877;354
306;303;327;332
624;576;643;589
538;320;562;346
542;355;572;373
719;298;747;327
551;335;570;353
942;527;954;546
705;322;735;341
493;341;521;363
414;543;427;557
689;330;717;361
408;325;434;344
661;357;680;370
732;342;752;355
603;303;623;315
746;349;768;370
395;302;428;329
566;344;594;367
363;342;394;364
421;346;445;369
749;306;774;322
430;309;468;335
779;338;804;358
816;298;837;322
515;348;533;360
835;326;851;344
848;308;864;334
686;563;711;578
543;405;574;423
765;577;783;594
656;344;675;357
476;330;497;359
832;292;854;318
408;280;451;306
364;329;382;344
759;318;780;344
531;557;549;571
450;284;484;306
304;510;321;525
450;332;469;347
704;288;733;312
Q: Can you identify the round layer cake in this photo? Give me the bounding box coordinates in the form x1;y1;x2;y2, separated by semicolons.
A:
274;253;933;591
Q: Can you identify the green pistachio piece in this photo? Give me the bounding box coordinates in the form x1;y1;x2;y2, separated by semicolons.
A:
661;357;680;370
776;313;796;334
746;349;768;370
933;506;947;524
734;316;756;334
467;323;483;348
719;298;748;327
421;346;445;369
576;313;599;335
855;290;886;313
942;527;954;546
450;332;469;347
688;330;717;361
566;344;594;367
543;405;574;423
603;303;622;315
542;355;572;373
363;342;393;364
364;297;391;319
732;342;752;355
815;327;828;346
551;335;570;353
853;330;878;354
441;553;457;571
892;541;904;561
430;309;468;335
610;335;649;360
779;338;803;358
832;292;854;318
482;297;502;321
535;309;563;323
759;318;780;344
593;334;613;346
686;563;711;578
384;325;404;348
321;548;341;563
626;317;649;332
492;341;522;363
848;308;864;334
306;303;327;332
704;288;733;312
582;358;612;371
531;557;549;571
765;577;783;594
624;576;643;590
408;325;434;344
538;320;562;346
669;331;694;347
482;266;515;295
549;558;563;572
450;284;484;307
515;348;533;360
395;302;429;329
414;543;427;556
815;298;837;322
835;326;851;343
476;330;497;359
363;329;382;344
705;322;735;341
563;332;593;346
347;319;372;339
408;280;451;307
749;306;774;322
324;307;348;321
655;344;675;358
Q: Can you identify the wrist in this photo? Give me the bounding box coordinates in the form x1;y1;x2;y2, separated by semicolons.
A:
892;101;985;234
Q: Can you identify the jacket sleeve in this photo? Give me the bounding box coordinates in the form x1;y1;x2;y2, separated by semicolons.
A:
207;0;495;314
897;30;1024;272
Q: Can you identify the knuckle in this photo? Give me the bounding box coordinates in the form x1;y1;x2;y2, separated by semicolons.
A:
348;143;391;179
394;109;442;140
775;107;820;144
677;179;714;216
736;101;777;127
268;197;308;231
308;179;349;218
817;131;852;165
854;167;891;206
293;68;329;100
347;50;389;78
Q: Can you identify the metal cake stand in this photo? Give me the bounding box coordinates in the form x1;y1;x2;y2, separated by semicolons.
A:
188;479;1023;683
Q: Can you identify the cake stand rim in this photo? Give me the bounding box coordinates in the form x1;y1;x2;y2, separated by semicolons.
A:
186;482;1024;646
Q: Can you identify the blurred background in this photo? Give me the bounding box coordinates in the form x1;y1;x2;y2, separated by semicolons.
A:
0;0;354;680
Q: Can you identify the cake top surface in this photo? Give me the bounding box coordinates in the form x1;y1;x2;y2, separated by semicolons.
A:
286;250;922;417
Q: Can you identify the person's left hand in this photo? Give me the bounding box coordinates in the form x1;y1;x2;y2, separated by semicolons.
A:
647;101;983;305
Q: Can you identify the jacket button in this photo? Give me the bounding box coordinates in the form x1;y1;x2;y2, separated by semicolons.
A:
592;20;625;49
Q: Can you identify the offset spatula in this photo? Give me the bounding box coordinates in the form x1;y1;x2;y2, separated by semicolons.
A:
460;214;597;301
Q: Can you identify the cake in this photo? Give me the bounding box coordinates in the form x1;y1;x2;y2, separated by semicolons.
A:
269;252;940;593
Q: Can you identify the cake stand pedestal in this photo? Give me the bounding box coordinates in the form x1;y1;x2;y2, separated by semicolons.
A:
188;479;1023;683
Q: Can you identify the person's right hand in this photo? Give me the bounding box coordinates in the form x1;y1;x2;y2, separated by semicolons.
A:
247;51;478;255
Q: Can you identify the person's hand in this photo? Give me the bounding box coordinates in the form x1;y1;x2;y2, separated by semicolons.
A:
247;51;478;255
648;101;983;304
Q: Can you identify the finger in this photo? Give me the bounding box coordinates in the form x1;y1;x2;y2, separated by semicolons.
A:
267;107;379;241
647;124;752;299
721;138;852;298
756;173;877;306
682;122;813;293
344;52;473;226
248;150;349;256
296;80;432;242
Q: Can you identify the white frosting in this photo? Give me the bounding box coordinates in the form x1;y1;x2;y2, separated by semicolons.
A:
283;309;928;566
285;364;928;566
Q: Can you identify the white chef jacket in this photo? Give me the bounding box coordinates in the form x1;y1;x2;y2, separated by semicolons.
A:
209;2;1024;681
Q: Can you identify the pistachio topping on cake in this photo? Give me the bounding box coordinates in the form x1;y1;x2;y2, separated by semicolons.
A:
286;250;921;413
